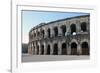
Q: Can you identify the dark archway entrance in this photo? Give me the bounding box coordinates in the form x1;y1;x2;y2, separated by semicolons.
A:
54;27;58;37
34;33;36;37
53;43;58;55
37;45;39;55
71;42;77;55
47;45;50;55
62;43;67;55
42;30;45;38
61;25;66;36
70;24;76;34
81;42;89;55
48;28;51;38
41;45;44;55
81;22;87;32
37;31;40;37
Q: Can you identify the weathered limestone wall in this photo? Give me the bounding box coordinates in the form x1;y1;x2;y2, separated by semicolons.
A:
28;15;90;55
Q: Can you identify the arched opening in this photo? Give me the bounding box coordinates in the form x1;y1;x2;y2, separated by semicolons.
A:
33;46;35;54
37;31;40;36
70;24;76;34
48;28;51;38
61;25;66;36
54;27;58;37
53;43;58;55
41;45;44;55
81;42;89;55
37;45;39;55
71;42;77;55
47;45;50;55
62;43;67;55
42;30;45;38
34;33;36;37
81;22;87;32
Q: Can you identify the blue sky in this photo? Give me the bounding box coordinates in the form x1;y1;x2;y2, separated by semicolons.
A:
22;10;89;43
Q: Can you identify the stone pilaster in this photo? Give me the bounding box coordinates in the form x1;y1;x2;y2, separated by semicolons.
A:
34;42;37;55
51;27;54;37
58;41;62;55
67;44;71;55
77;44;81;55
50;43;53;55
44;42;47;55
45;28;48;38
39;42;41;55
31;43;33;54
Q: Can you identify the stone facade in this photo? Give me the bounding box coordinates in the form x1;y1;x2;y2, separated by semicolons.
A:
28;15;90;55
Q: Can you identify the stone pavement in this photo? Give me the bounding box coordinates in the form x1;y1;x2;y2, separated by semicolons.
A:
22;54;89;62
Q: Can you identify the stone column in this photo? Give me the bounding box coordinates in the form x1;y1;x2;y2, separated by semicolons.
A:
39;42;41;55
44;42;47;55
45;28;48;38
51;27;54;37
77;21;81;33
32;42;34;55
43;28;46;38
65;25;67;36
77;43;82;55
50;43;53;55
87;21;90;32
58;41;62;55
35;30;38;40
67;43;71;55
31;42;33;54
67;21;71;34
34;42;37;55
33;46;35;55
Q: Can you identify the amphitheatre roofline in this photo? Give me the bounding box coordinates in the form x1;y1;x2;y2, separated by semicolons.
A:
29;14;90;33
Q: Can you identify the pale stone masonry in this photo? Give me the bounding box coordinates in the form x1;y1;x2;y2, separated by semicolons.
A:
28;15;90;55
